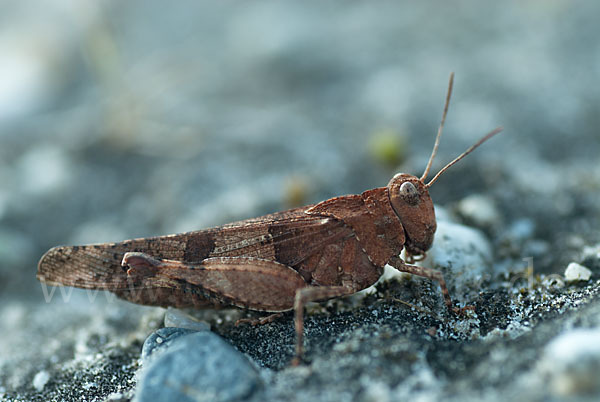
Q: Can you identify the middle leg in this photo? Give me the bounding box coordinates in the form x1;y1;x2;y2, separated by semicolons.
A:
292;285;355;364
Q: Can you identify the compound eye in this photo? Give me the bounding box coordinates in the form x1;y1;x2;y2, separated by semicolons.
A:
399;181;419;204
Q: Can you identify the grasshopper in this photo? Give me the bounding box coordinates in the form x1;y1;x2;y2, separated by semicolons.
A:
37;73;501;362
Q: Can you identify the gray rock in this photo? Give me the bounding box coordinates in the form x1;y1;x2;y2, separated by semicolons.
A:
135;332;261;402
141;327;197;362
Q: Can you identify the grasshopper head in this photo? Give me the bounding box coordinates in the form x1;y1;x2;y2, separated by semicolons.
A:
387;173;436;258
386;73;503;259
387;125;503;259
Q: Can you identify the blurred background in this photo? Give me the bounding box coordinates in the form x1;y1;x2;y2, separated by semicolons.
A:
1;0;599;398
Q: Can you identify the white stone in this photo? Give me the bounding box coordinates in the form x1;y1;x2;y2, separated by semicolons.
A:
564;262;592;282
456;194;501;227
32;370;50;391
371;218;493;298
422;220;493;292
582;244;600;261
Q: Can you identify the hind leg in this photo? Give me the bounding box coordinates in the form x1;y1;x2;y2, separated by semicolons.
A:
121;253;355;363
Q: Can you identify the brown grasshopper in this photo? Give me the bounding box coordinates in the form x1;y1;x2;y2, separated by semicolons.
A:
37;73;502;362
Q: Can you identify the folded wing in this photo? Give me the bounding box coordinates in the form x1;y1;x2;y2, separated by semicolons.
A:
37;208;352;292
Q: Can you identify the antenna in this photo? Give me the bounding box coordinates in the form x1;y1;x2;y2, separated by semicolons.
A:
425;126;503;188
420;72;454;182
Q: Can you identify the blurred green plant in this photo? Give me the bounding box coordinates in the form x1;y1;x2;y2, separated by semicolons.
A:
367;129;407;168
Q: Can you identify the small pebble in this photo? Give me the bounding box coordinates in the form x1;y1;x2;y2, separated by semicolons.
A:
141;327;197;362
135;332;261;402
422;220;493;292
456;194;500;228
164;307;210;331
564;262;592;282
32;370;50;392
541;274;565;288
105;392;126;401
581;244;600;270
361;380;391;402
582;244;600;261
507;219;536;241
523;239;550;258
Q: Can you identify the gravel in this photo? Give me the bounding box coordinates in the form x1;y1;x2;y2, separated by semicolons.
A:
2;1;600;401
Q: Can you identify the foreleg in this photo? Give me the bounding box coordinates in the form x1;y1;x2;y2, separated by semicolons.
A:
388;256;471;314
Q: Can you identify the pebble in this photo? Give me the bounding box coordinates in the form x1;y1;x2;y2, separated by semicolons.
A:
564;262;592;282
582;244;600;261
105;392;126;401
32;370;50;392
422;220;493;292
141;327;197;362
135;331;261;402
582;244;600;270
164;307;211;331
506;219;536;242
456;194;501;228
